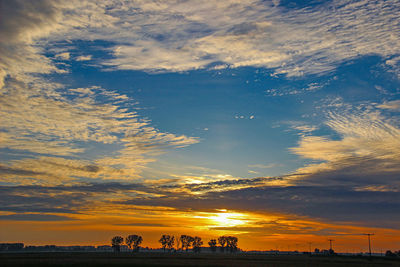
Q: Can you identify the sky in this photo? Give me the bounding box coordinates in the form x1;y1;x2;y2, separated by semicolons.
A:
0;0;400;252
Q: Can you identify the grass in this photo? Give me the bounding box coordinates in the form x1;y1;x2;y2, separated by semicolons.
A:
1;252;400;267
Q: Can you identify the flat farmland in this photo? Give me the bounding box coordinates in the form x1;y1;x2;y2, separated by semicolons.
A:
1;252;400;267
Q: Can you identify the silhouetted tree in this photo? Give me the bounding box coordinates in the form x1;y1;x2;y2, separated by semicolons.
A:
187;236;194;250
167;235;175;251
175;236;181;251
386;250;396;257
126;234;143;252
208;239;217;252
218;236;227;252
226;236;238;253
179;235;186;250
180;235;194;251
159;235;168;251
159;235;174;252
192;236;203;253
111;236;123;252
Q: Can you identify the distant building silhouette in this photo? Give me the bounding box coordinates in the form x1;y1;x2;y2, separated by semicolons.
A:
0;243;24;251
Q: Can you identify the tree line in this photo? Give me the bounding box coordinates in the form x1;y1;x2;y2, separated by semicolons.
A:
111;234;238;253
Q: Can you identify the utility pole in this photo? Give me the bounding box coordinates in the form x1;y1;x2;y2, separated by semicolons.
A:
363;233;374;256
327;239;335;255
328;239;334;251
308;242;312;254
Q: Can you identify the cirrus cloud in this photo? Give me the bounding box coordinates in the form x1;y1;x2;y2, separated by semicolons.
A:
290;105;400;189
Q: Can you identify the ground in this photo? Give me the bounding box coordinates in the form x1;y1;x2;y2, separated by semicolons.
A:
1;252;400;266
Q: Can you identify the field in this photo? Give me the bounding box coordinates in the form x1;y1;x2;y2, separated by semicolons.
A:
1;252;400;267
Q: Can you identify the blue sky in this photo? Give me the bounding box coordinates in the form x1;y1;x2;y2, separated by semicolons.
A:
47;45;400;181
1;0;400;249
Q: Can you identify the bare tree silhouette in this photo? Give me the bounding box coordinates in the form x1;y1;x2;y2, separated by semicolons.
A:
218;236;227;252
208;239;217;252
126;235;143;252
180;235;194;251
179;235;186;251
111;236;124;252
159;235;168;252
167;235;175;251
159;235;174;252
226;236;238;253
218;236;238;253
175;235;181;251
192;236;203;253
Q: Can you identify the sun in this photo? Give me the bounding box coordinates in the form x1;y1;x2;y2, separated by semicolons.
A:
193;209;248;228
195;209;248;228
210;212;246;227
191;209;257;231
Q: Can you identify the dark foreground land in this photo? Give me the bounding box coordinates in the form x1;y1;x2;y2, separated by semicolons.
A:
1;252;400;267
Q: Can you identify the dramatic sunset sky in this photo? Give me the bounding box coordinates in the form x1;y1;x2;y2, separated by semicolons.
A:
1;0;400;252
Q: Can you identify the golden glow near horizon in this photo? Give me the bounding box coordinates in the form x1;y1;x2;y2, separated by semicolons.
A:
1;207;399;253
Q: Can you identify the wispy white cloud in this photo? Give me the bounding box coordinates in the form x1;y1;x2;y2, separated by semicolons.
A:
377;100;400;111
384;55;400;79
75;55;92;61
265;81;330;97
55;52;70;60
290;125;318;135
0;82;198;185
2;0;399;86
58;0;400;76
290;105;400;187
0;1;201;185
0;0;68;87
248;163;281;169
